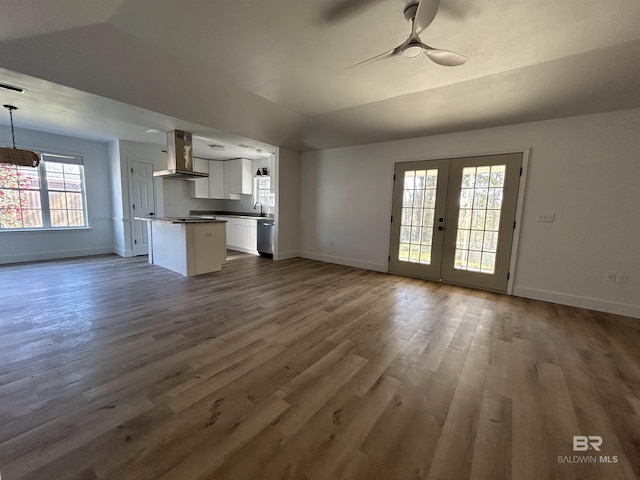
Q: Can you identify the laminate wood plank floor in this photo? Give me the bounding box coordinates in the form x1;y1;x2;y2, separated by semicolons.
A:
0;254;639;480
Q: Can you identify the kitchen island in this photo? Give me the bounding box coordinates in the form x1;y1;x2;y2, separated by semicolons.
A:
136;217;227;277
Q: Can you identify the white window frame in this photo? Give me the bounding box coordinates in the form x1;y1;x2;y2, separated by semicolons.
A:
254;176;275;207
0;152;89;231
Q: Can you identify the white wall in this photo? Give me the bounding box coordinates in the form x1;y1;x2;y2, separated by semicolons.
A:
300;108;640;318
0;126;113;263
275;147;300;260
108;139;129;256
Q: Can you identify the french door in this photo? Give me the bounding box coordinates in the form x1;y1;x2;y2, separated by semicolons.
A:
389;153;522;292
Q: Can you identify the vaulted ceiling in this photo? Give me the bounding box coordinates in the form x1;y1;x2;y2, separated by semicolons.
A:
1;0;639;152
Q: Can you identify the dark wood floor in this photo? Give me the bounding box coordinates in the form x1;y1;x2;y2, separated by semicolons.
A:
0;254;639;480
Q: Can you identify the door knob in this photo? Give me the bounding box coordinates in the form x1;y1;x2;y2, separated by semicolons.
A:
438;226;444;231
149;212;154;216
438;217;444;222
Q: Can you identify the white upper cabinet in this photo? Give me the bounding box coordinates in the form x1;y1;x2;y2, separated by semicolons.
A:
193;158;210;199
240;159;253;194
209;161;224;199
224;159;253;197
192;160;225;199
192;158;252;199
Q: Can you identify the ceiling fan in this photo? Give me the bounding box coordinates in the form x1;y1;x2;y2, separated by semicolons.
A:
348;0;467;68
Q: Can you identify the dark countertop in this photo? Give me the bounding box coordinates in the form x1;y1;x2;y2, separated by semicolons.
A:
189;210;273;219
190;210;274;220
134;216;226;224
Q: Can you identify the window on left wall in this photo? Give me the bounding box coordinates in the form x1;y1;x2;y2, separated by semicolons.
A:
0;153;87;230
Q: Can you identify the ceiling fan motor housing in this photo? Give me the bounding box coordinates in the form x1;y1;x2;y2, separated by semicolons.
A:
404;3;419;22
403;43;424;58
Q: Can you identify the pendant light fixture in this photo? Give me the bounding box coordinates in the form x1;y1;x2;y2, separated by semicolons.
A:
0;105;39;167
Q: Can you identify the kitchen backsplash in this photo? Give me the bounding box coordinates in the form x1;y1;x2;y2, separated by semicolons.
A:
161;178;220;217
214;195;274;215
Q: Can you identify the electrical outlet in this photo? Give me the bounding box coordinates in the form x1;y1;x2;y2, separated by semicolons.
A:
616;273;629;284
536;212;555;222
605;271;617;283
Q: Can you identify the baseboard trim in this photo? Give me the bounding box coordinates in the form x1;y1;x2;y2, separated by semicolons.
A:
274;251;299;261
0;247;115;265
299;251;387;273
296;254;639;318
513;286;639;319
114;248;134;258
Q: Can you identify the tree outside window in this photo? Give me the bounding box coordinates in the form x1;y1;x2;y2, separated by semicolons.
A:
0;153;87;230
0;164;42;228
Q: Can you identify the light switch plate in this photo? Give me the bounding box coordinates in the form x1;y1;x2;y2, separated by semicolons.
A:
536;212;555;222
616;273;629;284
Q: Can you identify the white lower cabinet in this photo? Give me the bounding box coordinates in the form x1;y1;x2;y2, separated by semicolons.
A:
225;220;238;247
216;216;257;253
236;223;257;251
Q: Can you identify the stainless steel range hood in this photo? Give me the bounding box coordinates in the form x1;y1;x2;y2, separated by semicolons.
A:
153;130;208;180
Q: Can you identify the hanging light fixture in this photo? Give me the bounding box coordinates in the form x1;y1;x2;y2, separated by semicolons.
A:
0;105;39;167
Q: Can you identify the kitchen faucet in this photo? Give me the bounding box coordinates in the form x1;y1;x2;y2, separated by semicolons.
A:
254;201;264;217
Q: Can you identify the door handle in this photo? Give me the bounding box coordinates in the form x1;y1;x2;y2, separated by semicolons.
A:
149;212;154;216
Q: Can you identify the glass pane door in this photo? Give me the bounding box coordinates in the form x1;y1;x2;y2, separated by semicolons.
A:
389;153;522;293
441;153;522;292
453;164;505;274
389;160;449;280
397;169;439;264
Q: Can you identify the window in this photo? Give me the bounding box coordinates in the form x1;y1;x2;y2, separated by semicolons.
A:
254;176;275;207
0;153;88;230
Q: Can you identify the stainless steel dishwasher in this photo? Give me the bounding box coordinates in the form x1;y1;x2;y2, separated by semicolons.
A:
257;219;275;258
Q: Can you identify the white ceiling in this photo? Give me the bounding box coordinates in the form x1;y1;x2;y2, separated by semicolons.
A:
0;0;639;152
0;67;276;160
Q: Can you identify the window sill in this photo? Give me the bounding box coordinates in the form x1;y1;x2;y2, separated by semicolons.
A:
0;227;93;234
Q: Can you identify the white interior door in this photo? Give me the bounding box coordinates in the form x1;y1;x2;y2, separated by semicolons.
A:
130;160;155;256
389;153;522;293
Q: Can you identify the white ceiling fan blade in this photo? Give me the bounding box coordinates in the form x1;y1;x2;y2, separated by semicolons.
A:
424;48;467;66
322;0;387;23
414;0;441;36
347;45;402;68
